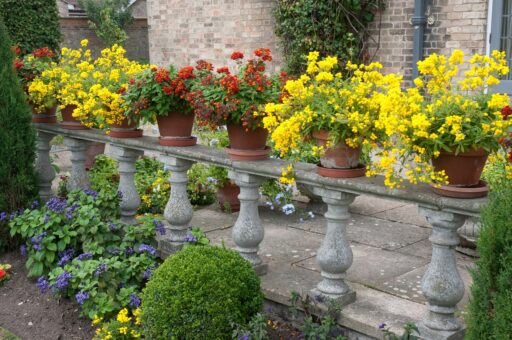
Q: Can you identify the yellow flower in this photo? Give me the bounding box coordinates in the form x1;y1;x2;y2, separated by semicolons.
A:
81;39;89;47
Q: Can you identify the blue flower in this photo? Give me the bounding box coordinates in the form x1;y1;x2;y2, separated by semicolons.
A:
108;223;117;232
20;244;27;256
378;323;387;330
282;203;295;215
31;200;40;210
153;219;166;235
75;291;89;305
46;197;67;214
274;193;285;204
143;264;156;280
129;293;141;307
36;276;50;293
138;244;157;256
238;335;250;340
43;214;50;224
77;252;93;261
183;233;197;243
84;189;98;198
124;247;134;256
65;203;79;220
54;271;72;290
0;212;7;222
265;201;275;210
57;248;75;267
95;263;108;277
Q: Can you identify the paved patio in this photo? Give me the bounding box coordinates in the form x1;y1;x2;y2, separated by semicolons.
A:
50;144;476;339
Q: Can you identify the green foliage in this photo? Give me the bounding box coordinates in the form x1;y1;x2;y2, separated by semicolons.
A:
232;313;269;340
0;0;61;54
187;164;217;206
78;0;133;46
141;246;263;339
380;322;420;340
273;0;383;75
183;227;211;248
0;18;38;252
466;181;512;339
9;189;121;277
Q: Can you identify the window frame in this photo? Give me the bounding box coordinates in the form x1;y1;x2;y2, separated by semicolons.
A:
490;0;512;92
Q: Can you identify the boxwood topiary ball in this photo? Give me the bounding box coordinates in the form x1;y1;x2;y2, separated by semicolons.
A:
140;245;263;339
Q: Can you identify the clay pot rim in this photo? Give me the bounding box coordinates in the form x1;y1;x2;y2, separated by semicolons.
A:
158;136;197;147
316;164;367;178
438;148;488;157
226;146;271;161
429;180;488;199
108;129;144;138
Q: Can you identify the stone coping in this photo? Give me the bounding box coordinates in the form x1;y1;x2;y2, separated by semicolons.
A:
36;124;485;217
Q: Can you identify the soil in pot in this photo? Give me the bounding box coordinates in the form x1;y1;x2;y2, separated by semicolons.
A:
60;105;88;130
216;181;240;213
157;112;196;146
226;123;271;160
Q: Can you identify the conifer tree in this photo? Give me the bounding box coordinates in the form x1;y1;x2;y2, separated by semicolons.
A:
0;17;38;252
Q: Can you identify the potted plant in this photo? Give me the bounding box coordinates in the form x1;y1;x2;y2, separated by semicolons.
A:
16;47;58;123
122;64;197;145
371;50;512;197
263;52;397;178
188;49;283;160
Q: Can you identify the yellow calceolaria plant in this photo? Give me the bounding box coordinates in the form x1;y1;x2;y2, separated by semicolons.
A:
370;49;512;188
263;52;400;161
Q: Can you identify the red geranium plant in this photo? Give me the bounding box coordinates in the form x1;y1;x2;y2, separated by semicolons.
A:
121;65;197;124
187;48;284;130
13;46;56;92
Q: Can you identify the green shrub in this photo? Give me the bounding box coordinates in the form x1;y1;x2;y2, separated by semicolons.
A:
0;17;38;253
0;0;61;55
466;180;512;339
141;246;263;339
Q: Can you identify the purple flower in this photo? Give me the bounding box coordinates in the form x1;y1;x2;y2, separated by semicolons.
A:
183;234;197;243
153;219;166;235
54;271;72;290
138;244;157;256
75;291;89;305
31;200;40;210
65;203;79;220
124;247;134;256
46;197;67;214
43;214;50;224
0;212;7;222
57;248;75;267
37;276;50;293
77;252;93;261
238;335;250;340
378;323;387;330
33;244;42;252
108;223;117;232
95;263;108;277
20;244;27;256
84;189;98;198
313;292;324;303
143;264;156;280
129;293;141;307
274;193;284;204
9;211;19;220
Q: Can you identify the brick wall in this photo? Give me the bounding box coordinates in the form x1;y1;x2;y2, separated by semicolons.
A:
146;0;283;72
368;0;488;84
59;18;150;62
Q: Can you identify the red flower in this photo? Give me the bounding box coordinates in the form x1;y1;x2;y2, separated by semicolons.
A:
11;45;21;55
129;79;135;85
13;58;24;70
216;67;230;75
508;150;512;163
162;86;173;95
32;47;54;58
178;66;195;79
502;105;512;120
118;86;126;94
196;60;213;71
254;48;272;61
230;51;244;60
0;269;5;279
154;68;171;83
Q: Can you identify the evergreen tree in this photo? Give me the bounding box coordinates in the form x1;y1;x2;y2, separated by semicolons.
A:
466;180;512;338
0;17;38;252
0;0;61;54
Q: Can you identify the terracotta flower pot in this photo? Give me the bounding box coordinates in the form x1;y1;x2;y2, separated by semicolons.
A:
108;118;143;138
216;181;240;213
156;112;196;146
60;105;88;130
85;142;106;170
31;104;57;124
313;130;366;178
226;123;270;161
430;148;489;198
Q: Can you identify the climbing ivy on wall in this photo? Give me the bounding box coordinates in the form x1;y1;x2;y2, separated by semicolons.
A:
0;0;61;55
274;0;384;75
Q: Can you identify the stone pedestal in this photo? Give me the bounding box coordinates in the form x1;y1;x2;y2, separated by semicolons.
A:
64;137;90;191
159;156;194;256
418;207;467;340
310;188;356;305
228;170;267;275
35;131;56;201
111;146;143;225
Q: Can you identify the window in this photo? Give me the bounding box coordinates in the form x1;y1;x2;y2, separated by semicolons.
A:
490;0;512;92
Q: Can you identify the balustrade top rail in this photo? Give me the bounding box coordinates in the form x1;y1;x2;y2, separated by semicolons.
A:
36;124;486;217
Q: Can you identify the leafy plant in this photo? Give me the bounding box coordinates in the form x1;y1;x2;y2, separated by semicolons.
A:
141;246;263;339
187;164;217;206
93;308;143;339
0;0;61;55
466;180;512;339
232;312;269;340
273;0;383;75
379;322;420;340
78;0;133;46
183;227;211;247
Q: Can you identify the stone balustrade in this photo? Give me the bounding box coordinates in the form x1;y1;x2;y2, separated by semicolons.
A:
34;124;486;340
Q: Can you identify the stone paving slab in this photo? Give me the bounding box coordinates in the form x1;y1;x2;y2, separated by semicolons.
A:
371;204;430;228
350;195;407;216
190;206;236;232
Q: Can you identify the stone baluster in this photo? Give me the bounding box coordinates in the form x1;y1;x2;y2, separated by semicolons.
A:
35;131;56;201
418;207;466;339
160;156;194;256
111;146;143;225
311;188;356;305
228;170;267;275
64;137;90;191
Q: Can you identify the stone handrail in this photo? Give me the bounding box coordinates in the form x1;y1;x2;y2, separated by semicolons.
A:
35;124;484;339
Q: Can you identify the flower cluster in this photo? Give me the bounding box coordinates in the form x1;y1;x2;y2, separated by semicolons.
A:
93;308;143;340
369;50;512;187
0;263;11;285
187;48;283;129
